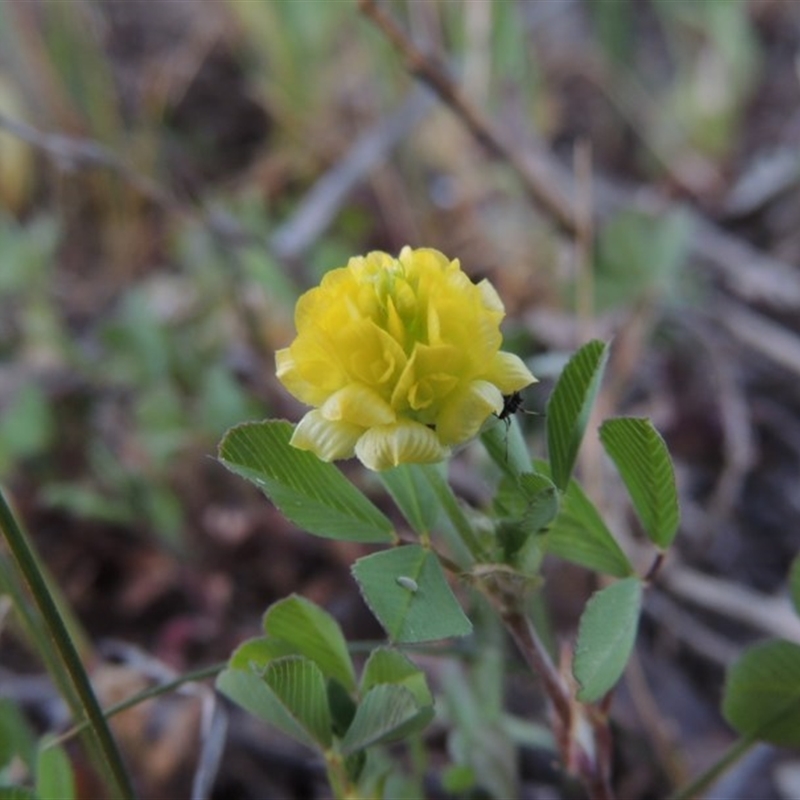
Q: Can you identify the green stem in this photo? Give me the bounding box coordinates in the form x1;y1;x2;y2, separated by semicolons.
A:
324;750;357;799
56;661;225;745
668;735;757;800
424;464;484;564
0;488;136;800
480;416;531;480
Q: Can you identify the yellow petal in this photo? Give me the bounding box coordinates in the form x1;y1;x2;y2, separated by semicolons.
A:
484;351;537;394
320;384;396;427
477;278;505;313
275;348;326;406
385;295;406;348
275;347;293;377
436;380;504;445
436;295;502;365
355;421;449;471
290;411;363;461
337;319;407;388
296;268;361;336
399;246;450;278
407;371;458;412
275;344;343;406
391;343;462;413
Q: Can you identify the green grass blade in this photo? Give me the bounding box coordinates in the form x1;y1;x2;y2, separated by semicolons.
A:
0;488;135;800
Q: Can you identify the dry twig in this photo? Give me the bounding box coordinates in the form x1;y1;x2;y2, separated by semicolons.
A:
357;0;579;235
359;1;800;318
0;110;176;210
659;560;800;644
0;109;272;257
711;298;800;378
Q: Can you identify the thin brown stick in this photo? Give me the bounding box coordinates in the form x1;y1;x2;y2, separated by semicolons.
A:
574;139;595;341
359;1;800;319
0;110;270;256
357;0;578;235
0;110;177;211
660;560;800;644
493;600;572;724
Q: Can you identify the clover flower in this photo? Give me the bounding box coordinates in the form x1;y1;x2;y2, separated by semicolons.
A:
276;247;536;471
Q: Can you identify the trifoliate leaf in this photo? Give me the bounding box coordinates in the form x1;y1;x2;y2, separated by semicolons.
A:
352;545;472;643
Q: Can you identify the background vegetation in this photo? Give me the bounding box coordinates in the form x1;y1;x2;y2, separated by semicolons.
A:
1;1;800;797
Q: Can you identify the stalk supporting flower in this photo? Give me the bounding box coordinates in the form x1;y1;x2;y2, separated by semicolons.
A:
277;247;536;470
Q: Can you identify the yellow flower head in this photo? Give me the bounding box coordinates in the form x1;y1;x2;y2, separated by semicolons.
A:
276;247;536;471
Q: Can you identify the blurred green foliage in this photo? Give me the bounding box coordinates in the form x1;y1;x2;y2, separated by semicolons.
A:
0;212;263;546
0;2;784;794
0;0;767;623
593;208;696;311
0;0;768;595
0;697;76;799
652;0;760;157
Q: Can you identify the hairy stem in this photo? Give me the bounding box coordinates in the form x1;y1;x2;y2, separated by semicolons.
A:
484;585;614;800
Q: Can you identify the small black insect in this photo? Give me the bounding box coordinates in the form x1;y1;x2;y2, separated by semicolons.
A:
497;391;544;427
496;391;541;460
498;391;525;422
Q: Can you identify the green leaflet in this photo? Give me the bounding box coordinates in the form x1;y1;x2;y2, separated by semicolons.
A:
599;417;679;549
723;640;800;747
546;340;610;491
573;577;642;702
218;420;394;543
